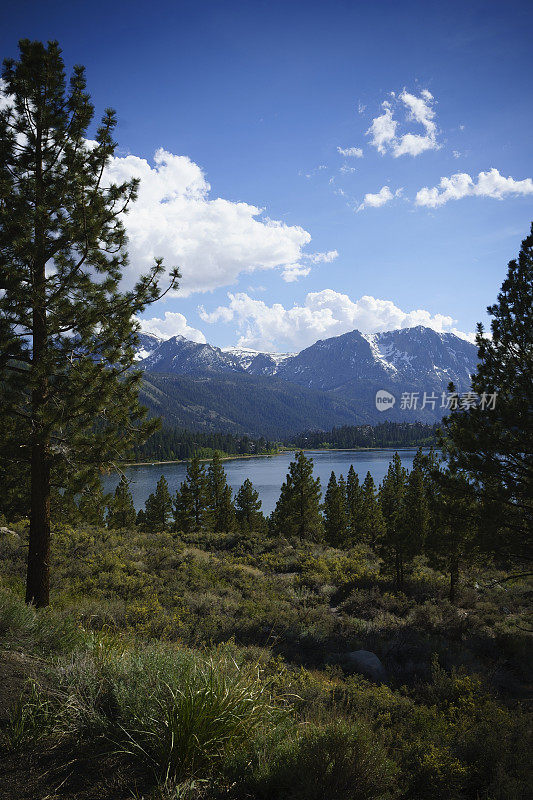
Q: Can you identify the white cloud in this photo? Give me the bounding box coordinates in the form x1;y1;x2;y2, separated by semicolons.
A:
139;311;206;342
281;263;311;282
357;101;366;114
337;146;363;158
102;148;314;296
366;104;397;155
306;250;339;264
340;164;357;174
199;290;473;351
367;89;439;157
416;168;533;207
358;185;402;211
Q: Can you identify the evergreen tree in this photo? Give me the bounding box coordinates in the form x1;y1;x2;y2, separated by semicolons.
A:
323;471;348;546
173;481;194;534
424;462;480;602
78;481;108;527
398;464;429;572
273;451;322;540
235;478;263;530
0;42;178;605
346;465;364;543
173;456;209;532
144;475;172;532
107;476;136;529
207;451;235;531
379;453;408;586
441;225;533;565
359;471;385;547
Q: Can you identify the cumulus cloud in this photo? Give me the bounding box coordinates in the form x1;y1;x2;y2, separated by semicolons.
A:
199;290;473;351
358;185;401;211
139;311;206;342
281;264;311;282
337;146;363;158
306;250;339;264
102;148;315;295
415;168;533;207
367;90;439;157
366;104;397;155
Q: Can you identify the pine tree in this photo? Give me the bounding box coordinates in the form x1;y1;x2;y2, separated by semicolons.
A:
346;465;364;543
323;471;348;546
235;478;263;530
78;481;108;527
360;471;385;547
144;475;172;532
173;481;194;534
379;452;408;587
273;450;322;540
426;466;479;602
441;225;533;565
0;41;179;605
107;476;136;529
173;456;209;533
398;463;429;573
207;451;235;531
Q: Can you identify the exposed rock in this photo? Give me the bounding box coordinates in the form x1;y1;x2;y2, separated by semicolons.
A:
345;649;386;682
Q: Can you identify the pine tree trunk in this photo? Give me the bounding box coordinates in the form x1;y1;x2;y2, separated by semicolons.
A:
26;113;51;607
26;441;51;606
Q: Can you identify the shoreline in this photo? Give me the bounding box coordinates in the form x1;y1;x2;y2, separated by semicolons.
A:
119;444;436;468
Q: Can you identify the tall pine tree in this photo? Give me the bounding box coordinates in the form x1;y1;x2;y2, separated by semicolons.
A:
173;456;209;533
323;471;348;546
346;465;364;543
107;476;136;529
235;478;263;530
207;451;235;532
273;451;323;540
441;225;533;566
379;453;408;587
0;41;178;605
144;475;172;532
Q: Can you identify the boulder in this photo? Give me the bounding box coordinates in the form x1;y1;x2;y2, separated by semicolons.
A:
346;650;386;682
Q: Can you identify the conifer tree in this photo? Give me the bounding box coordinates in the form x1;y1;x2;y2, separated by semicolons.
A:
78;481;108;527
360;471;385;547
323;471;348;546
379;453;408;586
441;225;533;565
235;478;263;530
346;464;364;543
173;456;209;532
273;450;322;540
207;451;235;531
0;41;179;605
399;463;429;570
107;476;136;529
173;481;194;534
144;475;172;532
426;466;479;603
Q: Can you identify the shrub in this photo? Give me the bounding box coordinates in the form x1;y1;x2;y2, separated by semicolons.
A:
233;719;396;800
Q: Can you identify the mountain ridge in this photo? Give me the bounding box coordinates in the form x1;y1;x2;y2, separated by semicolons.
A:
134;326;478;435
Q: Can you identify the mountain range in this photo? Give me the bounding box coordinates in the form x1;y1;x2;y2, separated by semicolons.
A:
135;326;478;437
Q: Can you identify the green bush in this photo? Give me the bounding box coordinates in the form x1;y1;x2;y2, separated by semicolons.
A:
232;719;395;800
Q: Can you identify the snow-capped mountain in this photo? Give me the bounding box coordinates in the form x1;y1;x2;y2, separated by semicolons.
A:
135;326;478;429
137;325;476;391
276;326;476;392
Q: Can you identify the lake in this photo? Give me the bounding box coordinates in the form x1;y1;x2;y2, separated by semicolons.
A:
102;448;427;516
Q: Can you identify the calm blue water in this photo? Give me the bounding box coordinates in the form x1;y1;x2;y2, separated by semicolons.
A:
102;449;427;516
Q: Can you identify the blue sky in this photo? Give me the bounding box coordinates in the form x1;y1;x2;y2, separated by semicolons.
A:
2;0;532;351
